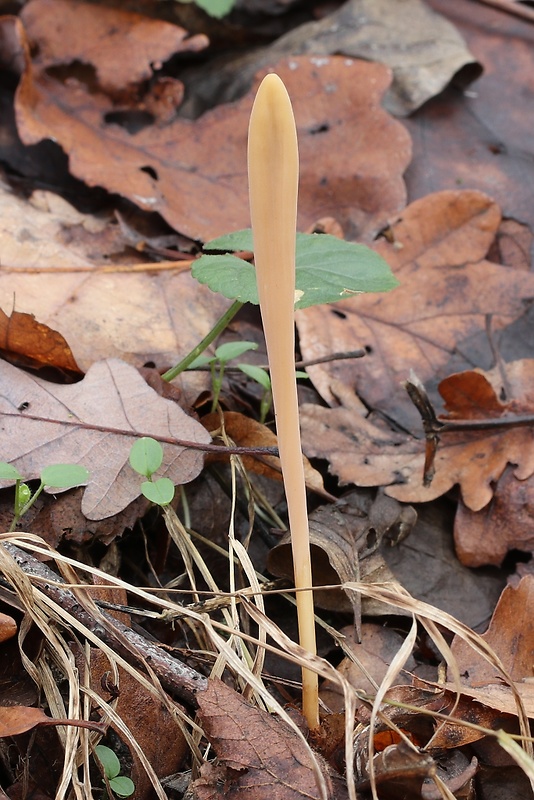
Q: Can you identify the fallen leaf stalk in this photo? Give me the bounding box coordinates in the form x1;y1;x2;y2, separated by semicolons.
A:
248;73;319;730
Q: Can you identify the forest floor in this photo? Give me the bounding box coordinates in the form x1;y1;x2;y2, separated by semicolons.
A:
0;1;533;799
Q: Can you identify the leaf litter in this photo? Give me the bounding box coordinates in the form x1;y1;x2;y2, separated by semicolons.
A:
0;1;533;799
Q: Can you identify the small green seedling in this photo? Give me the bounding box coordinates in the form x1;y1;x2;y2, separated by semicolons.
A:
188;340;258;411
129;437;175;507
178;0;235;20
94;744;135;799
237;363;308;424
162;225;398;384
0;462;89;532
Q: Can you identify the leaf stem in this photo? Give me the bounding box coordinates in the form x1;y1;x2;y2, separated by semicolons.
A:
162;299;243;382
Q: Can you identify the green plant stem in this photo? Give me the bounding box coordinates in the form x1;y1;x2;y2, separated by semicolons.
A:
162;299;243;382
9;482;45;532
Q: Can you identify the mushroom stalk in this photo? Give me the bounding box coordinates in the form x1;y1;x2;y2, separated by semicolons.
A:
248;73;319;730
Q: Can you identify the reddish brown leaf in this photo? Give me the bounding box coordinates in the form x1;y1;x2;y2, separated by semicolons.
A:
300;359;534;512
0;357;211;519
10;5;411;242
20;0;208;92
297;190;534;431
0;309;81;374
202;411;331;499
454;468;534;568
0;704;104;737
0;613;17;644
195;678;334;800
444;576;534;717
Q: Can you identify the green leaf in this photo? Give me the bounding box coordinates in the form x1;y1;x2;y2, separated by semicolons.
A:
15;483;32;515
109;776;135;798
193;254;258;304
187;353;216;369
129;437;163;478
141;478;175;506
293;234;399;308
295;371;309;380
0;463;23;480
237;363;271;391
193;0;235;18
194;232;399;309
204;228;253;252
40;464;89;489
95;745;120;779
215;341;258;363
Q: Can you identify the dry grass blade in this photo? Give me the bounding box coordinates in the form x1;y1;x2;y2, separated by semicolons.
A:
343;581;533;759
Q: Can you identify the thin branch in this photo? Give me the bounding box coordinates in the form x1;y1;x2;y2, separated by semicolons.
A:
2;542;207;707
0;412;279;456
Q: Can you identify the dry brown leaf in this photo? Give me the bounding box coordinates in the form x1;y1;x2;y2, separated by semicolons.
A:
0;357;211;519
454;468;534;568
0;308;81;374
0;704;103;736
268;489;415;618
270;0;479;116
320;623;416;714
202;411;331;499
20;0;208;92
10;5;411;242
451;575;534;686
405;0;534;237
180;0;478;118
0;180;227;397
195;678;334;800
0;613;17;644
443;576;534;718
297;190;534;430
300;357;534;512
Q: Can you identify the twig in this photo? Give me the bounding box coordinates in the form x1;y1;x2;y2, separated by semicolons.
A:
192;349;367;373
0;412;279;456
2;542;207;707
404;373;534;486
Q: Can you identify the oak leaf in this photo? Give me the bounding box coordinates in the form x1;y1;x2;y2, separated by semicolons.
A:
10;5;411;242
195;678;334;800
445;576;534;718
300;358;534;512
0;358;211;520
297;190;534;431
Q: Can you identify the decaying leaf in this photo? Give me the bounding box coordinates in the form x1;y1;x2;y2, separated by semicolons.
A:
297;190;534;430
0;308;81;375
179;0;479;118
454;468;534;568
20;0;208;92
320;623;416;714
301;357;534;512
405;0;534;236
0;357;211;519
0;704;104;737
447;575;534;718
10;2;411;242
268;490;415;623
202;411;332;499
195;678;334;800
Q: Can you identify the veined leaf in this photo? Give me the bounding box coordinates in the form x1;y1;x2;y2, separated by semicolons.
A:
194;231;399;309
